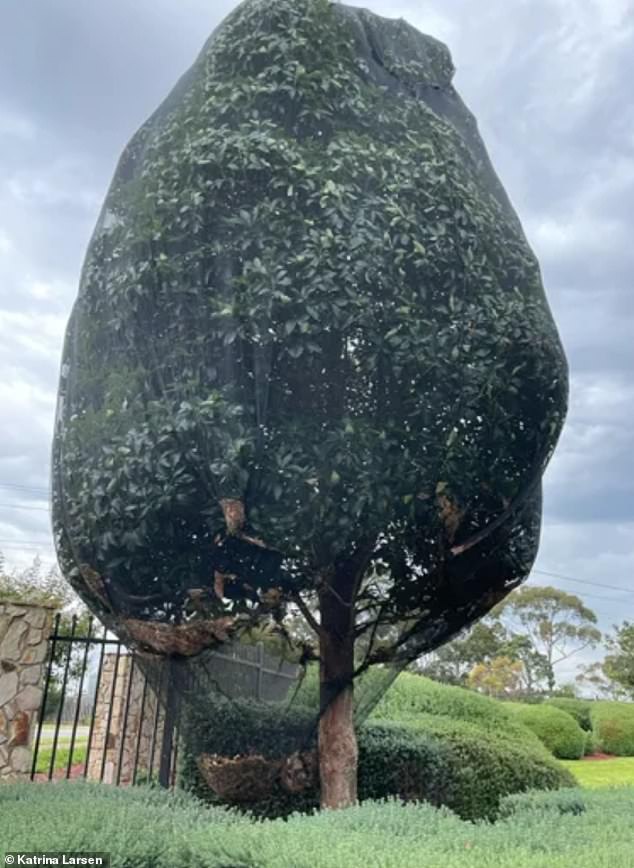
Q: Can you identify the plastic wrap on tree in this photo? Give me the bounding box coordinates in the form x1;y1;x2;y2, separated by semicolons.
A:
52;0;567;805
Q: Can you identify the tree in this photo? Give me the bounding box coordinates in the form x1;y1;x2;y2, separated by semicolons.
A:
419;620;550;697
1;554;78;612
575;661;621;700
51;0;567;807
418;621;508;685
467;656;524;698
500;632;551;696
603;622;634;699
0;554;91;687
493;586;600;694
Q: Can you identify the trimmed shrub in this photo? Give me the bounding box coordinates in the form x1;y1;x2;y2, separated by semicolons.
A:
373;672;520;731
2;781;634;868
361;719;572;820
546;697;593;731
178;690;573;820
178;695;318;816
505;703;586;759
584;729;601;756
373;672;554;751
376;716;572;819
591;702;634;756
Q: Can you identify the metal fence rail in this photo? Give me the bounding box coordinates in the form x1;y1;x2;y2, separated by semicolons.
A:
30;614;298;788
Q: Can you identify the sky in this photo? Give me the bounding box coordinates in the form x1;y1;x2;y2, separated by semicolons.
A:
0;0;633;683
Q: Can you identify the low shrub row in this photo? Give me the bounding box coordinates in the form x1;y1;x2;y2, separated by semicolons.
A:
2;781;634;867
497;697;634;760
520;697;634;759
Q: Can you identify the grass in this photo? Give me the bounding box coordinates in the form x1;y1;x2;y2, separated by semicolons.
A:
34;724;88;774
561;757;634;788
34;744;88;775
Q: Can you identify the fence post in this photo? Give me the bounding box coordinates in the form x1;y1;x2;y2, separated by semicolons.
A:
0;600;57;782
256;642;264;702
158;659;178;788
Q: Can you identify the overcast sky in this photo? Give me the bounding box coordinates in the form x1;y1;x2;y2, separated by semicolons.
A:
1;0;632;681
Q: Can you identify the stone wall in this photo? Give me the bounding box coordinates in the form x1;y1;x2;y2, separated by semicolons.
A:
86;654;168;785
0;600;56;781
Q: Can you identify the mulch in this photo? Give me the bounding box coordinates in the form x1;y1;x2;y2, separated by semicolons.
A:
581;752;616;762
32;762;85;782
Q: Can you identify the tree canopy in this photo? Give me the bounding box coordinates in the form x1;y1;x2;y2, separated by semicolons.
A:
53;0;567;661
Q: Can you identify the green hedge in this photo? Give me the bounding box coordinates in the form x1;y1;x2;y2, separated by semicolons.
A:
546;697;593;731
177;690;573;820
505;703;586;759
368;717;572;819
591;702;634;756
178;695;317;816
372;672;524;732
2;782;634;867
584;728;601;756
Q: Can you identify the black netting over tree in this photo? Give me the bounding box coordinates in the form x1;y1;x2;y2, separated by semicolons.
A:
52;0;567;808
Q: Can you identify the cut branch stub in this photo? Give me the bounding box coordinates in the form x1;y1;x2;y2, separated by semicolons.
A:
197;751;318;803
220;498;246;535
121;616;235;657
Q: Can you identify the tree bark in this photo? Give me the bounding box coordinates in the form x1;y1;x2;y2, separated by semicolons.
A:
318;579;358;810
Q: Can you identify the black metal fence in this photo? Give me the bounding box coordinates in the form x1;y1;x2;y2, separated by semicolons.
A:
30;614;298;788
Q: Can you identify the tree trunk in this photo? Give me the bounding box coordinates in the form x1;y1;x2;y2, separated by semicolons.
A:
318;583;358;810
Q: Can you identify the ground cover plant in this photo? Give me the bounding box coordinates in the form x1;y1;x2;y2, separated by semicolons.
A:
2;782;634;867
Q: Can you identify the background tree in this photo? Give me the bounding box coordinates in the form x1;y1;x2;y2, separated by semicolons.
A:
419;619;551;697
467;655;524;698
1;554;79;612
500;633;551;696
51;0;567;807
603;622;634;699
0;553;91;713
493;586;600;694
575;661;621;700
418;621;509;685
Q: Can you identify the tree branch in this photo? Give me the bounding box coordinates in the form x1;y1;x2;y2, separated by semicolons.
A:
292;592;326;640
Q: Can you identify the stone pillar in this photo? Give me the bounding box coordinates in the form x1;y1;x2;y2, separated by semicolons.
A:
86;654;166;785
0;600;56;782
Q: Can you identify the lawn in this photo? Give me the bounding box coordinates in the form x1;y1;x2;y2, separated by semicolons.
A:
34;744;88;775
560;757;634;788
34;724;89;774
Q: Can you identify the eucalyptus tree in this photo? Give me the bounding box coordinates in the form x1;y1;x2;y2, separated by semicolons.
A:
604;622;634;699
493;586;601;694
52;0;567;807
